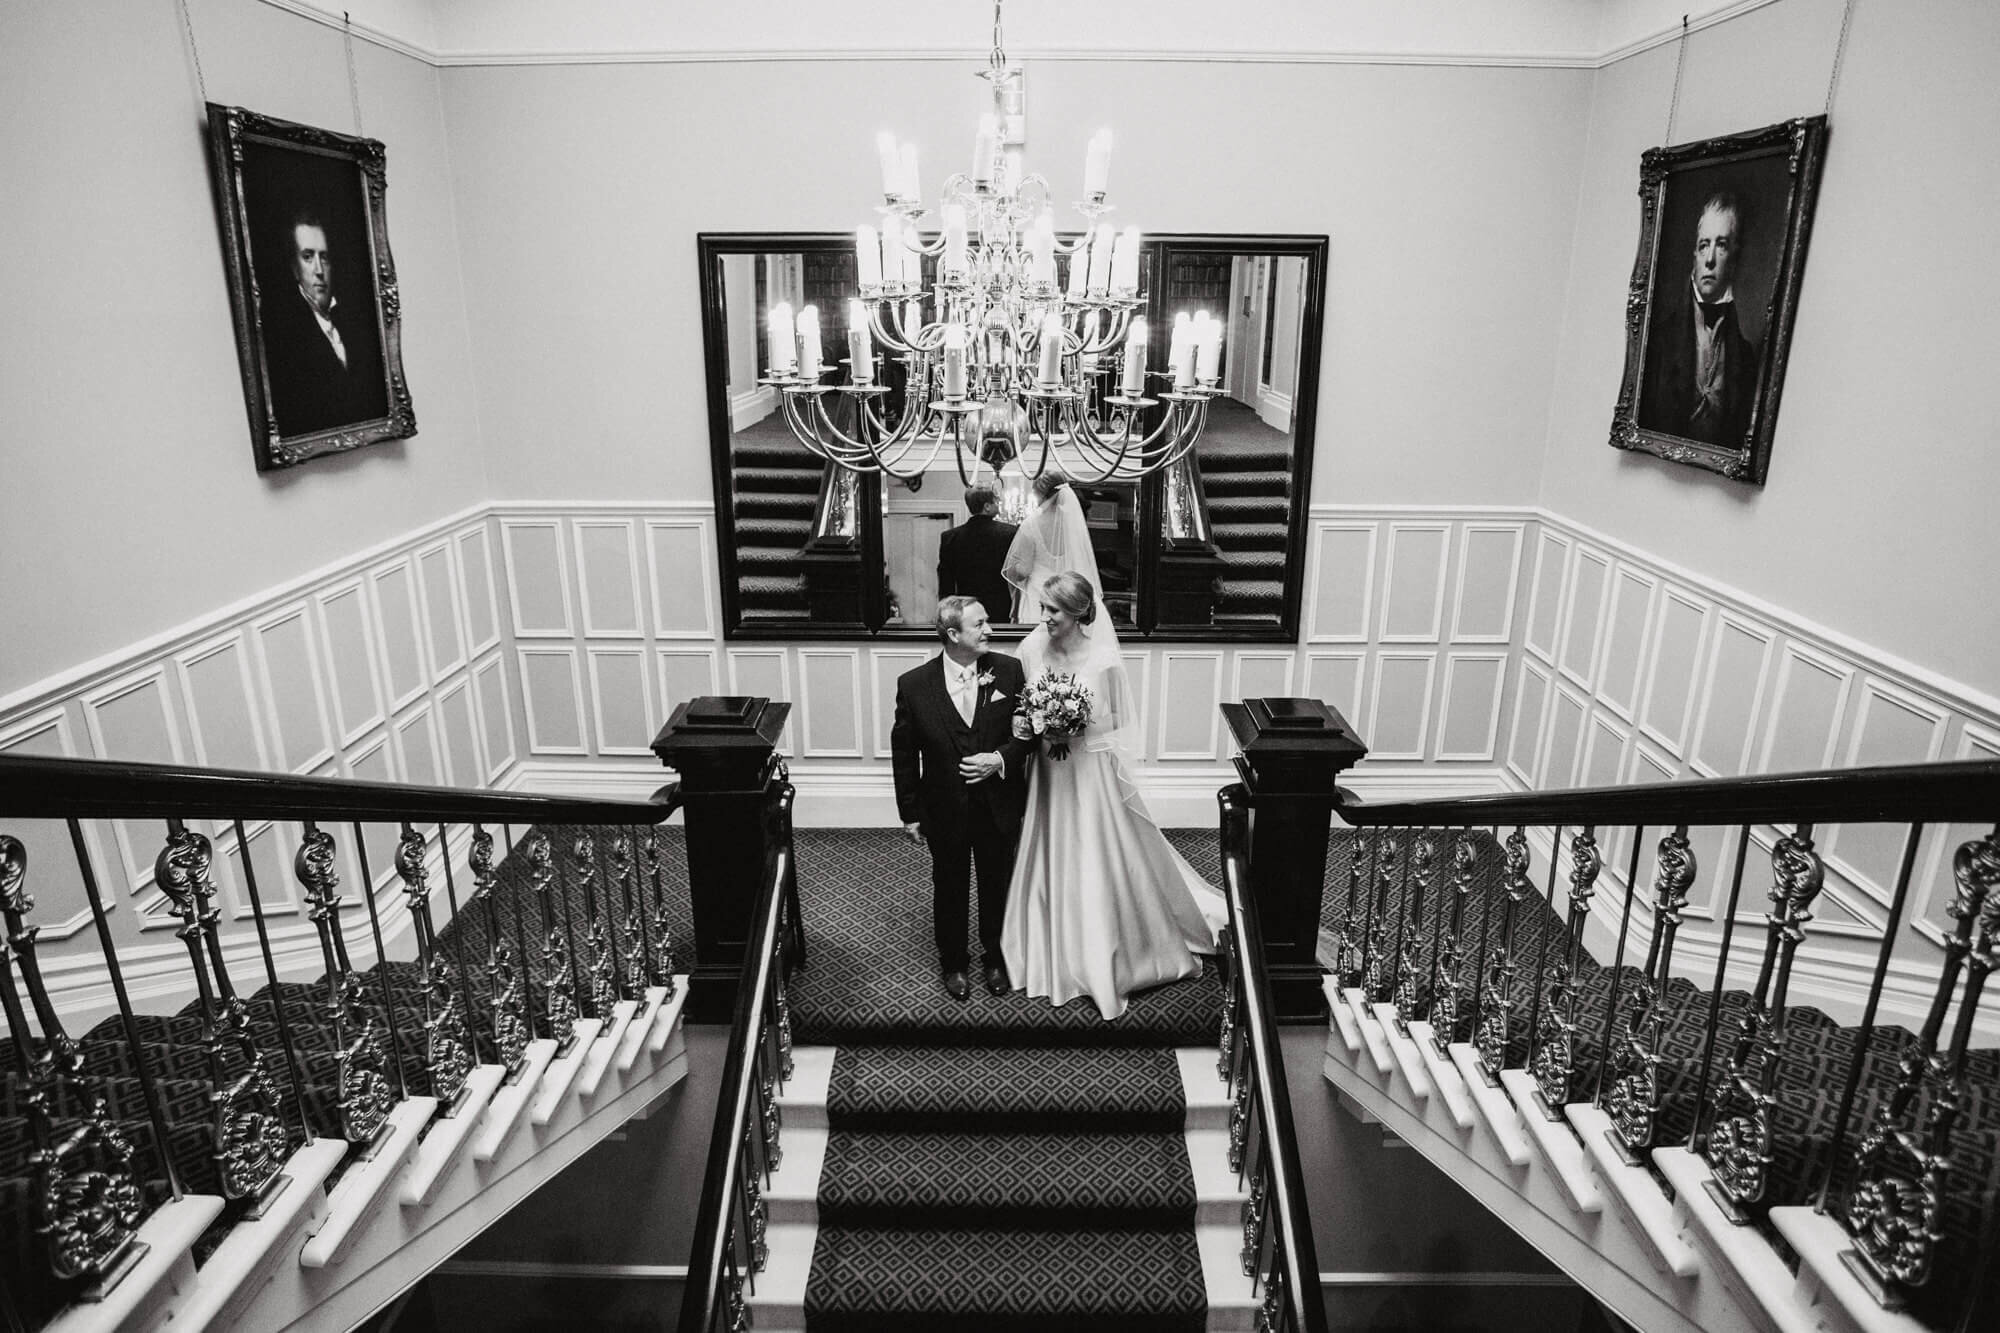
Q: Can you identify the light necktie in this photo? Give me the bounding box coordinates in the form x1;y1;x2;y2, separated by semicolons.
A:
954;666;976;726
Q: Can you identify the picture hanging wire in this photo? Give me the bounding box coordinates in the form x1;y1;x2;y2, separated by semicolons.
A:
1663;14;1690;145
344;11;366;136
1825;0;1860;116
177;0;208;107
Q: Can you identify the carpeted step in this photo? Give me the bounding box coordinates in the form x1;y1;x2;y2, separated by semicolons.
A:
734;492;817;522
1205;495;1287;524
733;464;823;494
1197;445;1291;473
817;1129;1195;1227
1209;521;1289;551
738;546;804;574
1199;469;1290;498
804;1223;1206;1333
735;517;816;546
1215;577;1283;610
828;1046;1187;1132
1217;549;1286;576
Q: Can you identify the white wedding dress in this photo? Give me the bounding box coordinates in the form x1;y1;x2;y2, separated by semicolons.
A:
998;487;1227;1019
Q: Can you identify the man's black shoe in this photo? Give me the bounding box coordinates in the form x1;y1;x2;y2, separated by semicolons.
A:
983;962;1010;997
941;970;971;1002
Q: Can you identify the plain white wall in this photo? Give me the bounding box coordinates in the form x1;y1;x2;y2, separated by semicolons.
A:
1537;0;2000;698
438;57;1593;509
0;0;486;698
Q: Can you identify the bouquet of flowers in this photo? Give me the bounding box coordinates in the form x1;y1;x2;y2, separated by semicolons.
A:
1018;670;1094;761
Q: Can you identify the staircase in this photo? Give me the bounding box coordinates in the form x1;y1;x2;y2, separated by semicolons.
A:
1198;444;1291;623
730;437;818;618
0;760;693;1333
1312;784;2000;1333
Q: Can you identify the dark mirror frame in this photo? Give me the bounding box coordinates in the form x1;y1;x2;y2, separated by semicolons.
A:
698;231;1327;642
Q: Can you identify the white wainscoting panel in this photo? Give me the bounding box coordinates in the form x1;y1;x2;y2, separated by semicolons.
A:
175;630;271;774
473;652;517;782
519;647;589;756
252;601;336;774
1687;613;1775;779
574;519;645;639
1379;523;1450;644
1596;564;1656;722
658;649;723;731
646;518;717;640
798;648;865;759
316;579;387;748
1523;528;1571;663
1506;658;1551;788
416;539;469;682
393;701;445;788
456;523;502;656
0;709;98;938
436;675;485;787
1119;652;1154;761
1303;652;1364;725
870;649;933;756
1232;651;1294;705
371;559;430;712
1635;585;1709;757
1307;523;1376;643
1450;523;1524;645
1366;652;1437;762
1156;652;1225;760
1437;653;1506;763
727;649;796;755
1756;640;1854;777
1555;545;1613;692
1543;683;1589;790
501;519;574;639
81;665;185;896
586;648;656;756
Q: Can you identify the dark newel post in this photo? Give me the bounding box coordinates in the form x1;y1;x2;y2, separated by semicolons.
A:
1220;697;1368;1022
652;696;792;1023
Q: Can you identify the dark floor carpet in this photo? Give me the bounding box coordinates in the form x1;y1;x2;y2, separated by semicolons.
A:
785;827;1221;1331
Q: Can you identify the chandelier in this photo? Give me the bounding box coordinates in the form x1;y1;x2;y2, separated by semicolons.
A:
759;1;1223;485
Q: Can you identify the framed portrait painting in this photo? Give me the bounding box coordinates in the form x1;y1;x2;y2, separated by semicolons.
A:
206;104;416;471
1609;116;1828;485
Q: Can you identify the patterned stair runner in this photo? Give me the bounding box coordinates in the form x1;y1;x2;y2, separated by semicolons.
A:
782;828;1226;1330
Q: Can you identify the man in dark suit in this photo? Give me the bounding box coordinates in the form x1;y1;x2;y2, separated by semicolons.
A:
890;596;1034;1000
261;210;386;437
937;486;1020;622
1640;190;1760;448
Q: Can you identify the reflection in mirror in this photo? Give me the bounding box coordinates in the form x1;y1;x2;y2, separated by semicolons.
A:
1154;248;1311;631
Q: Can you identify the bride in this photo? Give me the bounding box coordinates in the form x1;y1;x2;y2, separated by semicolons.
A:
998;483;1227;1019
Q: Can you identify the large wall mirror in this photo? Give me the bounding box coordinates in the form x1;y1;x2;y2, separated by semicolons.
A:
699;232;1325;641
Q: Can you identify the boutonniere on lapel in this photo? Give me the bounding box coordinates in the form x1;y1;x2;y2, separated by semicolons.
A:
977;670;996;690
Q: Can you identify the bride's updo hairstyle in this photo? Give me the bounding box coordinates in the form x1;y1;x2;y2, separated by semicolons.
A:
1031;472;1067;503
1041;571;1098;626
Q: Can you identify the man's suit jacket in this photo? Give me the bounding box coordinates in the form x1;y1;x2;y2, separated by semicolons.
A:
1640;291;1759;448
937;515;1020;622
890;652;1033;838
262;285;386;437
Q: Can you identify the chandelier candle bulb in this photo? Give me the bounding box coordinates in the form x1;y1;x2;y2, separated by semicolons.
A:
856;225;882;289
1084;128;1112;198
1196;313;1224;382
1170;311;1196;389
1066;234;1091;299
877;131;902;199
1087;222;1115;296
942;323;968;399
1037;313;1063;386
1110;226;1141;294
902;226;924;287
972;114;999;187
768;302;797;376
1121;317;1148;395
905;298;923;338
943;205;969;277
879;216;903;291
898;141;920;202
1029;212;1057;286
848;299;874;384
798;305;822;379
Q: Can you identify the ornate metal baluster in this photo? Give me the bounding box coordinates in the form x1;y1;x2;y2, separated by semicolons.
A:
572;834;620;1019
154;821;290;1204
1704;826;1825;1220
742;1125;769;1272
1426;830;1477;1056
610;832;650;1000
1843;829;2000;1305
1390;831;1437;1030
1217;924;1239;1080
1472;827;1531;1084
0;835;147;1290
529;832;580;1056
394;825;475;1110
1255;1263;1287;1333
294;822;391;1146
1531;828;1601;1114
1240;1164;1266;1277
470;825;529;1079
640;828;678;996
1336;830;1372;987
1606;825;1696;1160
1359;833;1399;1000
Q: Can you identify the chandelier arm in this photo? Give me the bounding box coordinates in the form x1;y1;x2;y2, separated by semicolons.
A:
807;395;931;480
869;305;918;355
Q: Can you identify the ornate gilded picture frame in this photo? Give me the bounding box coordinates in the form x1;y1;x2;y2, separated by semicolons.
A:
1609;116;1828;485
206;104;416;471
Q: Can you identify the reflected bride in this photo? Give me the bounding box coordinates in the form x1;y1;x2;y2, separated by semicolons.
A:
999;568;1228;1020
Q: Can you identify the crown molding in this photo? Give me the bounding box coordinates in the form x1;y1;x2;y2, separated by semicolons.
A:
250;0;1782;74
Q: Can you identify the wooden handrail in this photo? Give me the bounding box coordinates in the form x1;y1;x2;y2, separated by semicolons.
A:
679;782;795;1333
0;754;680;824
1335;758;2000;829
1220;783;1328;1332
